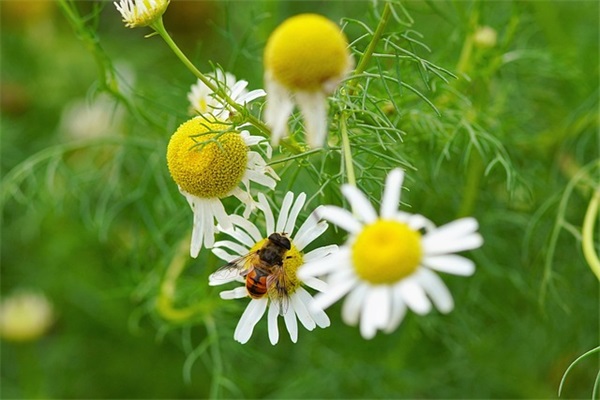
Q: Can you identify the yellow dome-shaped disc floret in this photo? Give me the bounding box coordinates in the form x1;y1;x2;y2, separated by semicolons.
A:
264;14;351;92
166;118;248;199
352;220;423;284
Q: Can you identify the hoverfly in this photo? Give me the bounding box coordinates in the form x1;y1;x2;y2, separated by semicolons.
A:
213;232;292;314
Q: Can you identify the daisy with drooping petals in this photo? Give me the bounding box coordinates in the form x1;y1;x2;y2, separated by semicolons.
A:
166;117;278;257
263;14;354;149
299;169;483;340
114;0;169;28
209;192;336;344
188;70;266;120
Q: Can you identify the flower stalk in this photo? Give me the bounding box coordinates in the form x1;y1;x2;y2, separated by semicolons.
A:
582;190;600;280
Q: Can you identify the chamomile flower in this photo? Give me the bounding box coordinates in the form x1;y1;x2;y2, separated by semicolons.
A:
0;290;54;342
209;192;336;344
166;117;278;257
263;14;354;148
188;70;266;120
299;169;483;339
114;0;169;28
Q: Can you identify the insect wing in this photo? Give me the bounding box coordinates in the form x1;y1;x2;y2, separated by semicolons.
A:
267;266;290;315
210;252;258;285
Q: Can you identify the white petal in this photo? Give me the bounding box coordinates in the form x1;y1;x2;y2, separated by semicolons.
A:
293;221;329;251
229;187;254;219
399;213;436;232
311;275;357;311
423;218;480;244
397;277;431;315
291;293;316;331
296;287;330;328
223;227;255;248
213;240;249;256
210;198;231;232
233;298;268;344
295;90;328;149
302;277;328;293
303;245;339;263
359;285;391;339
380;169;405;219
293;207;322;250
268;301;280;345
283;305;298;343
257;193;275;234
276;192;294;233
219;286;248;300
341;283;368;326
202;201;216;249
341;184;377;224
211;248;238;263
190;199;205;258
384;287;407;333
240;88;267;103
318;205;362;234
245;169;278;189
264;74;294;146
416;269;454;314
229;214;263;243
284;192;306;236
422;254;476;276
298;247;351;280
423;233;484;256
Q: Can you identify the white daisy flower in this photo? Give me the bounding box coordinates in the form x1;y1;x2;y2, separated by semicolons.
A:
187;70;266;120
263;13;354;149
114;0;169;29
299;169;483;340
166;117;278;257
209;191;336;344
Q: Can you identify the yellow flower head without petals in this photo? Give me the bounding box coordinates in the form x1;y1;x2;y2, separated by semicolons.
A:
264;14;351;92
166;118;248;199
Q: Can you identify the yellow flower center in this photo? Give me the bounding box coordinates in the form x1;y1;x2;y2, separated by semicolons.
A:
352;220;423;284
166;118;248;198
249;237;304;295
264;13;351;91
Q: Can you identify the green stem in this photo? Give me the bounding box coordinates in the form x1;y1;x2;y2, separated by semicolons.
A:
150;18;303;154
457;152;484;217
348;2;392;96
156;237;211;321
582;190;600;280
340;114;356;187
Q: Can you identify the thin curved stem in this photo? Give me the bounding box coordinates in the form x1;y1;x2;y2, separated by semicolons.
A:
582;190;600;280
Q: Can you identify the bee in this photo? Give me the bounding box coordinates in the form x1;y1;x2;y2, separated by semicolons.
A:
213;233;292;314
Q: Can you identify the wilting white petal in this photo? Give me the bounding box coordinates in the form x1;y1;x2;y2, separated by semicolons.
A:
295;90;328;148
